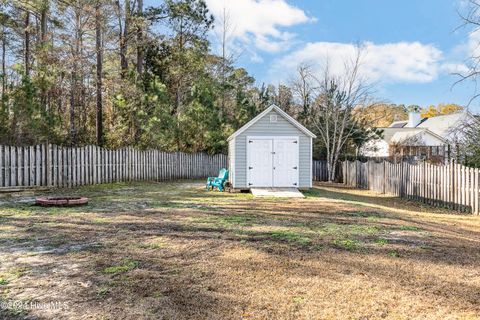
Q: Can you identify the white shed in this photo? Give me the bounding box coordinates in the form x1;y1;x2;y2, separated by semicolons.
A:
227;104;316;190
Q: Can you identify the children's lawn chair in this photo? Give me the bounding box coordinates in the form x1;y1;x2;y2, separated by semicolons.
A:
206;168;229;192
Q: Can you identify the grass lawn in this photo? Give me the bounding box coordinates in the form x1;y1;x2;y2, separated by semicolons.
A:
1;181;480;319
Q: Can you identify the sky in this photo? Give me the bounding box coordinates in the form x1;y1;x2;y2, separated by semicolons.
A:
153;0;480;111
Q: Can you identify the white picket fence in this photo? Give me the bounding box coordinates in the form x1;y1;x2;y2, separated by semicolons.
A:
342;160;480;214
0;144;227;189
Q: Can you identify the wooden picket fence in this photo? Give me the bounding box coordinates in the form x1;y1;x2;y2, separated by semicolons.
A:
312;160;329;181
342;160;480;214
0;144;227;189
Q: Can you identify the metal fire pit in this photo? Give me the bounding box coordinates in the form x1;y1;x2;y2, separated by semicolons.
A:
35;196;89;207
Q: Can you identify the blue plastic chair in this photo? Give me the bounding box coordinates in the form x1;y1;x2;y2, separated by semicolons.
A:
206;168;229;192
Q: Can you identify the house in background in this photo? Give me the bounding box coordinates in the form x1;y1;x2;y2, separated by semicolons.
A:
362;109;476;160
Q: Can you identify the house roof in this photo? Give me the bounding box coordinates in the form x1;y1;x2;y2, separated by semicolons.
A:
378;127;448;144
389;121;407;128
227;104;316;141
379;111;474;145
416;112;467;137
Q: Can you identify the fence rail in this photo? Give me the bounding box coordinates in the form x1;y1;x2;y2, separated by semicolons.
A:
0;144;227;189
342;160;480;214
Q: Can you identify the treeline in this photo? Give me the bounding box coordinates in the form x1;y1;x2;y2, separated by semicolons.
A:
0;0;468;160
0;0;300;154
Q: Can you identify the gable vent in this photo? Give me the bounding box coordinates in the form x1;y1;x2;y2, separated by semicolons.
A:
270;115;277;123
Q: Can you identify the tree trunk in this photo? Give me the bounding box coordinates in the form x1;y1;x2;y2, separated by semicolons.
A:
220;7;227;118
69;70;76;145
70;7;82;145
136;0;143;77
120;0;130;78
40;1;49;112
40;2;48;43
24;11;30;77
1;27;6;94
96;3;103;146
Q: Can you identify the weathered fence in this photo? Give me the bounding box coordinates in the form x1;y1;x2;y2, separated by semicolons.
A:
342;160;480;214
0;144;227;189
312;160;328;182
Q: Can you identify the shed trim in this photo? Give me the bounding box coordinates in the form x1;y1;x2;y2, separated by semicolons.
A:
227;104;316;141
310;137;313;188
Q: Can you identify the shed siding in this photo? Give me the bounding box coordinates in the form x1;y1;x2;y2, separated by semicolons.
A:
228;139;235;186
234;110;311;188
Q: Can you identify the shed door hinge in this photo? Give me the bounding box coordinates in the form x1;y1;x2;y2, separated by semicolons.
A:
293;141;298;144
249;140;253;143
293;183;298;186
293;166;298;170
249;166;253;170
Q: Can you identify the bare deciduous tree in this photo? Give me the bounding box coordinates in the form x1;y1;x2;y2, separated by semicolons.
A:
309;48;378;181
290;63;316;123
456;0;480;104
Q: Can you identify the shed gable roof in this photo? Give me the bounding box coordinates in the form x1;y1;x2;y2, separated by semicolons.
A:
227;104;316;141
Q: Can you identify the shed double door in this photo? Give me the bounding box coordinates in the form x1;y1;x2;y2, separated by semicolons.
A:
247;137;299;187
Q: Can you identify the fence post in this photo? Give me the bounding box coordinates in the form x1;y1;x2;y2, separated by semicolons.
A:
44;143;51;187
400;160;404;197
475;168;479;215
383;160;386;194
355;160;358;188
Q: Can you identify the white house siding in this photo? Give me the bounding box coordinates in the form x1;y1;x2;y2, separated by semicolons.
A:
410;132;446;146
362;139;389;157
362;131;447;157
233;110;312;189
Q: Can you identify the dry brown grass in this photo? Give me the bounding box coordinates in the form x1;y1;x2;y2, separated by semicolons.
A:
1;181;480;319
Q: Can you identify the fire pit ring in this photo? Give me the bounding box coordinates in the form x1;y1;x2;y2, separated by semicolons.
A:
35;196;89;207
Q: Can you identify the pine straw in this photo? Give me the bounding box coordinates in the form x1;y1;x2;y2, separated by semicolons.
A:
1;181;480;319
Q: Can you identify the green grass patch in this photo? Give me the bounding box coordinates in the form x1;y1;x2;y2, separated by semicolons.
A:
400;225;422;232
138;237;168;249
332;239;362;251
345;211;376;218
388;250;400;258
301;188;324;198
191;215;258;228
97;287;109;298
0;268;27;282
217;215;256;226
103;259;139;275
318;223;380;237
151;201;218;211
375;238;388;245
292;296;306;304
269;230;311;245
152;291;165;299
